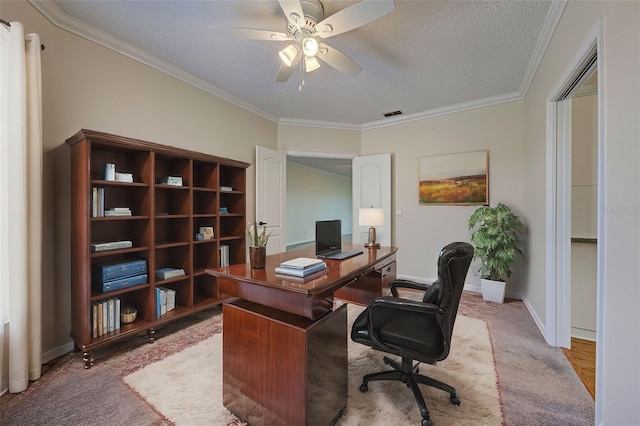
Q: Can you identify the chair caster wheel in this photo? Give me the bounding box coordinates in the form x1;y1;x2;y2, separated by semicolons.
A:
422;417;433;426
450;394;460;405
359;383;368;393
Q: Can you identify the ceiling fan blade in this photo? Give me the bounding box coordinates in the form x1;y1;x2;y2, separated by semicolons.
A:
277;0;305;31
209;26;291;41
314;0;395;39
276;50;302;82
317;43;362;75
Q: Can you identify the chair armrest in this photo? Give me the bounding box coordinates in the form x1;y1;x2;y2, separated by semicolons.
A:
365;297;442;352
370;296;441;316
389;279;431;297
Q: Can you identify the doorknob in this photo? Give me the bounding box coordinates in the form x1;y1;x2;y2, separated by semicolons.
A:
258;221;268;226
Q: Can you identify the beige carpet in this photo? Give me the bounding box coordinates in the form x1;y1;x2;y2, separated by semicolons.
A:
124;304;502;425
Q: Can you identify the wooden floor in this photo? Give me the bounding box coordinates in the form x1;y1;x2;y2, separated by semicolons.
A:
562;337;596;400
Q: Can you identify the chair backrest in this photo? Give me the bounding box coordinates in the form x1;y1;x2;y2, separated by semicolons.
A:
432;242;474;359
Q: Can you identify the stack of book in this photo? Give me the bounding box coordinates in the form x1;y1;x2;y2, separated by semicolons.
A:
92;297;121;338
220;244;230;267
104;207;132;217
156;286;176;318
157;176;182;186
92;259;148;293
275;257;327;278
155;267;185;281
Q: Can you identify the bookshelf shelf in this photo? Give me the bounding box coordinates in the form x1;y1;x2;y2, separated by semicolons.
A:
67;129;249;368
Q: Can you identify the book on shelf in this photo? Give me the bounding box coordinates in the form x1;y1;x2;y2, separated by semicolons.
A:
274;261;327;277
279;257;325;270
93;259;147;283
157;176;182;186
114;297;121;330
155;287;167;318
220;244;230;267
157;286;176;312
92;302;98;338
220;185;233;191
101;299;108;336
93;273;148;293
103;163;115;181
91;240;133;252
107;298;115;332
104;208;131;217
92;296;122;338
91;187;105;217
97;301;103;337
155;267;185;280
114;172;133;183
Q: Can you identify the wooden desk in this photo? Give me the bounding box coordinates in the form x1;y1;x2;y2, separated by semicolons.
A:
207;245;397;426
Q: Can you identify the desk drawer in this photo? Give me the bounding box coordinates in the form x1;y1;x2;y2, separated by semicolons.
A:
380;260;396;290
334;256;397;306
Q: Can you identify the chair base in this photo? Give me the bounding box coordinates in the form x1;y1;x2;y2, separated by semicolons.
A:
359;356;460;426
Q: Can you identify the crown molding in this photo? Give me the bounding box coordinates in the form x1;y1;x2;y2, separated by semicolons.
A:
27;0;279;124
519;0;568;97
278;117;361;130
361;92;523;130
27;0;558;133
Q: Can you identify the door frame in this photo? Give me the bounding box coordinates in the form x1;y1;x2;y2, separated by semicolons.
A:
545;17;604;421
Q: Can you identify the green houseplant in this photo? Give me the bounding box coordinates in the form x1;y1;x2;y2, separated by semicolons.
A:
247;222;270;268
468;202;523;302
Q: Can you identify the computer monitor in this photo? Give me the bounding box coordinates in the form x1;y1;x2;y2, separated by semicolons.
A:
315;219;342;256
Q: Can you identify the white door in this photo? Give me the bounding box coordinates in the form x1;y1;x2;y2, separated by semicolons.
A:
255;146;286;254
352;154;392;246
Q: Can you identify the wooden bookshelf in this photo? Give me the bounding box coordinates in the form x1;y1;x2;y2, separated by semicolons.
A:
67;129;249;368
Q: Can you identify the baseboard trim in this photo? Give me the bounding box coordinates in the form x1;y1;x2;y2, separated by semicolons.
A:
521;295;549;344
571;327;596;341
42;341;75;364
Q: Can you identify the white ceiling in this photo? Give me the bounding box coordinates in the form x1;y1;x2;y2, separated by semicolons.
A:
34;0;559;129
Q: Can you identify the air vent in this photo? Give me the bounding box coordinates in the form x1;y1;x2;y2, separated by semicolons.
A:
383;110;403;118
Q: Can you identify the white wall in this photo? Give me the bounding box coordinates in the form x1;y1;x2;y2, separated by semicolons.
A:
522;1;640;423
5;1;277;362
286;161;352;246
362;102;525;289
277;124;361;155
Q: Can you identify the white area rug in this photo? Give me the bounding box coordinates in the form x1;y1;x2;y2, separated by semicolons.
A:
124;305;502;425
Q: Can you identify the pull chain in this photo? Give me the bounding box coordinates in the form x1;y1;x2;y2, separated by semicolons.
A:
298;57;305;92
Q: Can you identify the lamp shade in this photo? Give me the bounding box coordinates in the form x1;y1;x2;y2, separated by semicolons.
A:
359;208;384;226
304;56;320;72
278;44;298;67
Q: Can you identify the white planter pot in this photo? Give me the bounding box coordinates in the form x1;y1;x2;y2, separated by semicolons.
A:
481;278;506;303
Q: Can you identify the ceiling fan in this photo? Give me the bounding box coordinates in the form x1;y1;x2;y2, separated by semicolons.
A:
210;0;394;83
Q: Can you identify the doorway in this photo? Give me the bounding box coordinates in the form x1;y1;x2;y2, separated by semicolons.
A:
285;155;354;250
563;72;598;399
546;21;603;414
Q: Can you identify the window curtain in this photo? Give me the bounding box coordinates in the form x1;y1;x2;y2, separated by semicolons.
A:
0;21;43;394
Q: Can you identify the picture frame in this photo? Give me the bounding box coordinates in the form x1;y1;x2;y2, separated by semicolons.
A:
419;150;488;205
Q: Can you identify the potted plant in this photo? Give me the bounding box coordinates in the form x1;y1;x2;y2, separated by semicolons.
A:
247;222;270;268
468;203;524;303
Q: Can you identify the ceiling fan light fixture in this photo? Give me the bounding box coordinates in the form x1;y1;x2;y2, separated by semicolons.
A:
302;37;319;57
279;44;298;66
304;56;320;72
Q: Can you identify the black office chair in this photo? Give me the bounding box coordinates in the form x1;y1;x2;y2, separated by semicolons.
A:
351;242;474;426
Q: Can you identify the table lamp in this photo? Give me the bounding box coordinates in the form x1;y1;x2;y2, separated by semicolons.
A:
359;207;384;248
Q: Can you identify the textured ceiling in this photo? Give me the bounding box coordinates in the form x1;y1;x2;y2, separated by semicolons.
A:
39;0;554;128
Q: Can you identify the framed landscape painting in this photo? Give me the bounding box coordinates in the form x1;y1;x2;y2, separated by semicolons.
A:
419;150;488;205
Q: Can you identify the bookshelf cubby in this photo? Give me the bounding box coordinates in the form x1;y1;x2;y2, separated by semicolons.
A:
67;129;249;368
